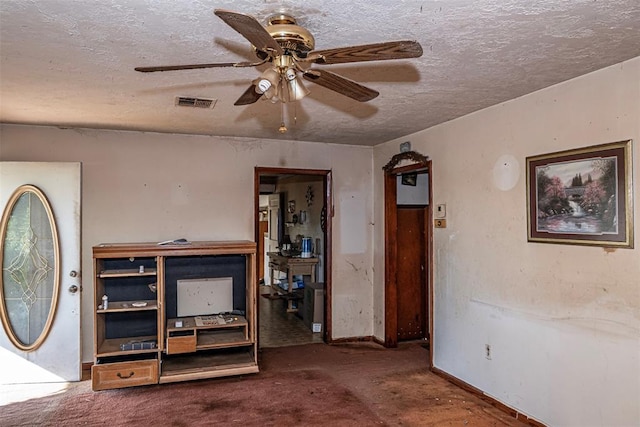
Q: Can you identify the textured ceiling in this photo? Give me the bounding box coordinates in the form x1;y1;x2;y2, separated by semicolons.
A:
1;0;639;146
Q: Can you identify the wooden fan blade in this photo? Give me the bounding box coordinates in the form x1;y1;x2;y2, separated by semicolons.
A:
135;61;258;73
307;40;423;65
214;9;283;55
302;69;379;102
234;84;262;105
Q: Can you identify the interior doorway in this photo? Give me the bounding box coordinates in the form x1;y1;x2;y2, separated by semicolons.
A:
383;152;432;362
254;167;332;349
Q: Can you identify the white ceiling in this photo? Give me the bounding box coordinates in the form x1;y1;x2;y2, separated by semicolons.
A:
1;1;639;146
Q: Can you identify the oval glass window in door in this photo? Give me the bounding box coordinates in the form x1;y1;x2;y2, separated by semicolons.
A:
0;185;60;351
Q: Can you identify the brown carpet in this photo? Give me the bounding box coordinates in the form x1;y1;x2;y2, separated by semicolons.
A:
0;342;527;426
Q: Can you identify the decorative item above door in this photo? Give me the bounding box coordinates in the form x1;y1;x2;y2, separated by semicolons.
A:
383;150;429;173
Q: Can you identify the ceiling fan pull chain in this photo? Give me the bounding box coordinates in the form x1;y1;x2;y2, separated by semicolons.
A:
278;102;287;133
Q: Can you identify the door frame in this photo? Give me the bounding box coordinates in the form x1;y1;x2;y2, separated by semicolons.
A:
383;153;433;362
254;167;333;344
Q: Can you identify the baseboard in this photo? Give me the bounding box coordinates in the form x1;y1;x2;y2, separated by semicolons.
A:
431;367;546;427
328;335;405;348
371;336;386;347
329;335;382;345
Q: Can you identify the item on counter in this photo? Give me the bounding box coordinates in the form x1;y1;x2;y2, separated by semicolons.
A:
301;237;312;258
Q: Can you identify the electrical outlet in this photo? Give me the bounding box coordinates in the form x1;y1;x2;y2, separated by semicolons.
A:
485;344;492;360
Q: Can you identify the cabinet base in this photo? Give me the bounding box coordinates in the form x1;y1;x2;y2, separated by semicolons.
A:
159;364;259;384
161;347;257;382
92;359;159;391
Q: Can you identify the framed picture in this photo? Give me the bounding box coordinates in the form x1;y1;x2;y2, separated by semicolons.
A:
526;140;633;248
401;172;417;186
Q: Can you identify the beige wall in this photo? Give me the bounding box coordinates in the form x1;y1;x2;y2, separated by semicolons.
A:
373;57;640;426
0;128;375;362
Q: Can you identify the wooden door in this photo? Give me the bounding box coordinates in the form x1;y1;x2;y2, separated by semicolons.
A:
396;207;427;341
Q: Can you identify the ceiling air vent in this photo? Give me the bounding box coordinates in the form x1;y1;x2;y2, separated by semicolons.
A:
175;96;217;109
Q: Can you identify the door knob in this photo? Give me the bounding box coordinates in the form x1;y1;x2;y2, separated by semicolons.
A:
68;285;79;294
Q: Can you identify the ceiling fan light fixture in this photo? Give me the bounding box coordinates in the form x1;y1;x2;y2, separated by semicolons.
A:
254;68;280;95
285;67;297;81
286;76;309;102
256;79;272;94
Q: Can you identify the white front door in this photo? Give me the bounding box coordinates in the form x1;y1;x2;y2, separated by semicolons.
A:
0;162;81;382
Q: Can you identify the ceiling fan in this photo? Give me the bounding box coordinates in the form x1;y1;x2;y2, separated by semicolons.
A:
135;9;422;131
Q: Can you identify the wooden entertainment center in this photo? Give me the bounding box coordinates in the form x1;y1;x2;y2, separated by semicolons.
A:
91;241;258;391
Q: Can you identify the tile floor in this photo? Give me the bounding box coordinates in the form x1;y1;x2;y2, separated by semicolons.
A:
258;284;324;348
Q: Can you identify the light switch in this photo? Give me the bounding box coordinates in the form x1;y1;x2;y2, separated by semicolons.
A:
436;204;446;218
434;219;447;228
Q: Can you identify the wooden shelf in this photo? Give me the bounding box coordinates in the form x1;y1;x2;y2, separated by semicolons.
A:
166;316;247;332
197;329;251;350
96;335;159;357
94;241;256;257
98;268;157;278
97;300;158;313
166;316;250;351
160;349;257;382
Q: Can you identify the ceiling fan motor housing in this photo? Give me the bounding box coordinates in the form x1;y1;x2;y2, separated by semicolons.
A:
256;14;315;59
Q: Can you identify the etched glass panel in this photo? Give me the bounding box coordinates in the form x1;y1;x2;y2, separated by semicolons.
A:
2;190;55;347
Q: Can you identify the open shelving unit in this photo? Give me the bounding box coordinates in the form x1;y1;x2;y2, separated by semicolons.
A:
92;241;257;391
